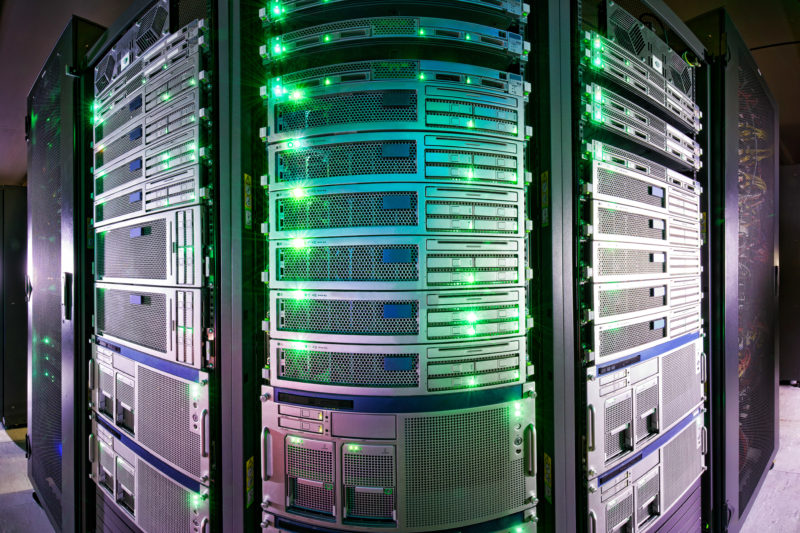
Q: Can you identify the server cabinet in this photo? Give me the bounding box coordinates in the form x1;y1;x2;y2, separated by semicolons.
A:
0;186;27;428
689;10;780;531
26;17;106;533
779;164;800;382
258;2;537;532
532;1;710;532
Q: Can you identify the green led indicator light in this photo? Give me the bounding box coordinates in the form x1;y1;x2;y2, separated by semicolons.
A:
419;28;425;36
593;107;603;123
286;140;295;149
466;273;475;283
323;34;331;42
593;37;601;50
324;78;331;85
466;312;478;323
592;55;603;68
292;291;307;300
289;436;303;444
465;33;471;40
290;238;306;249
419;72;425;81
289;89;304;100
593;85;602;103
468;376;477;387
466;77;472;84
466;326;476;336
467;168;474;179
290;187;305;199
467;120;475;128
347;444;361;452
162;92;170;101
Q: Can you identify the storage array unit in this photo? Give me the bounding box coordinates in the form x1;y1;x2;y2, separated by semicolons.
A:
87;2;215;529
576;2;707;531
258;1;536;531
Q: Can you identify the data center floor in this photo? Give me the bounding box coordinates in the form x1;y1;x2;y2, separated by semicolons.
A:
1;389;799;532
741;385;800;532
0;424;52;533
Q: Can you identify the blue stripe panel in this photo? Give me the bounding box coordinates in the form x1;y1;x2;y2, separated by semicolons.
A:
128;126;142;141
129;227;143;238
96;336;200;382
274;385;522;413
651;318;665;330
598;408;703;486
383;356;414;371
597;332;701;375
381;142;412;158
128;95;142;111
129;294;143;305
382;248;413;264
275;512;525;533
128;158;142;172
129;191;142;203
383;303;412;319
650;186;665;198
382;194;412;210
96;417;202;493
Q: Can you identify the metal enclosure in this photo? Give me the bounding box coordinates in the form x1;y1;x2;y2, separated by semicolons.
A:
26;17;106;533
0;186;28;428
688;9;780;531
780;164;800;382
532;1;711;532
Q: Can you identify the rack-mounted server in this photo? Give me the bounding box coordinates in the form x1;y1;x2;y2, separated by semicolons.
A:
86;3;217;530
259;2;536;532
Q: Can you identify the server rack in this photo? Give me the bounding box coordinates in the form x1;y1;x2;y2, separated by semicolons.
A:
85;2;220;530
258;2;537;532
532;1;711;531
688;10;780;531
0;186;28;428
26;17;106;533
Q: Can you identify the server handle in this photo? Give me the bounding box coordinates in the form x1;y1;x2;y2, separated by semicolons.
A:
88;359;95;391
25;274;32;302
88;433;96;463
524;424;536;476
261;428;272;480
588;511;597;533
587;405;596;452
200;409;209;457
62;272;73;321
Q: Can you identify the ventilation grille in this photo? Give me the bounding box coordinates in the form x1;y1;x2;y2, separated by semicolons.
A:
279;298;419;336
291;479;335;515
137;459;192;533
277;141;417;182
96;127;143;169
95;55;116;94
343;452;395;487
95;99;143;143
637;471;660;527
280;348;419;387
96;191;142;225
605;394;632;459
598;144;668;181
135;5;168;54
279;60;417;86
635;381;658;442
599;318;666;358
97;219;168;281
287;440;335;516
279;245;419;282
662;422;702;510
138;366;202;476
372;18;416;35
610;7;645;55
598;284;666;318
97;288;167;353
276;91;417;134
278;192;418;231
403;406;525;527
95;157;143;196
596;167;665;210
597;207;666;241
607;490;634;532
345;489;394;521
597;247;666;277
662;343;699;429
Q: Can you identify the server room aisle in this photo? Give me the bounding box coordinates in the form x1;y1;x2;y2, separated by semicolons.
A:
0;424;53;532
741;385;800;532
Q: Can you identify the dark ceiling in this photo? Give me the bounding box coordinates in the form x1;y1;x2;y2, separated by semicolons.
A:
0;0;799;185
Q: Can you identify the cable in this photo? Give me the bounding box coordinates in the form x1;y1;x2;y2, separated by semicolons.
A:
750;40;800;52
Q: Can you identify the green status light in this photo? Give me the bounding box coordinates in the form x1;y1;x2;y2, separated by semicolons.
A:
465;33;471;41
290;238;306;249
324;78;332;85
347;444;361;452
323;34;331;43
466;312;478;323
419;72;426;81
290;187;305;199
419;28;425;36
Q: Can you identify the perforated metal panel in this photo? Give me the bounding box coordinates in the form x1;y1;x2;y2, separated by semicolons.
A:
97;218;167;281
592;201;667;245
595;280;668;323
278;191;418;231
137;459;194;533
279;244;419;282
343;446;396;522
604;392;632;459
403;406;526;527
592;243;668;281
635;380;658;442
636;470;660;527
595;165;666;211
279;298;420;336
280;347;419;388
662;419;703;511
137;366;202;477
97;287;168;353
661;341;702;432
606;489;633;532
597;316;666;360
287;438;335;516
